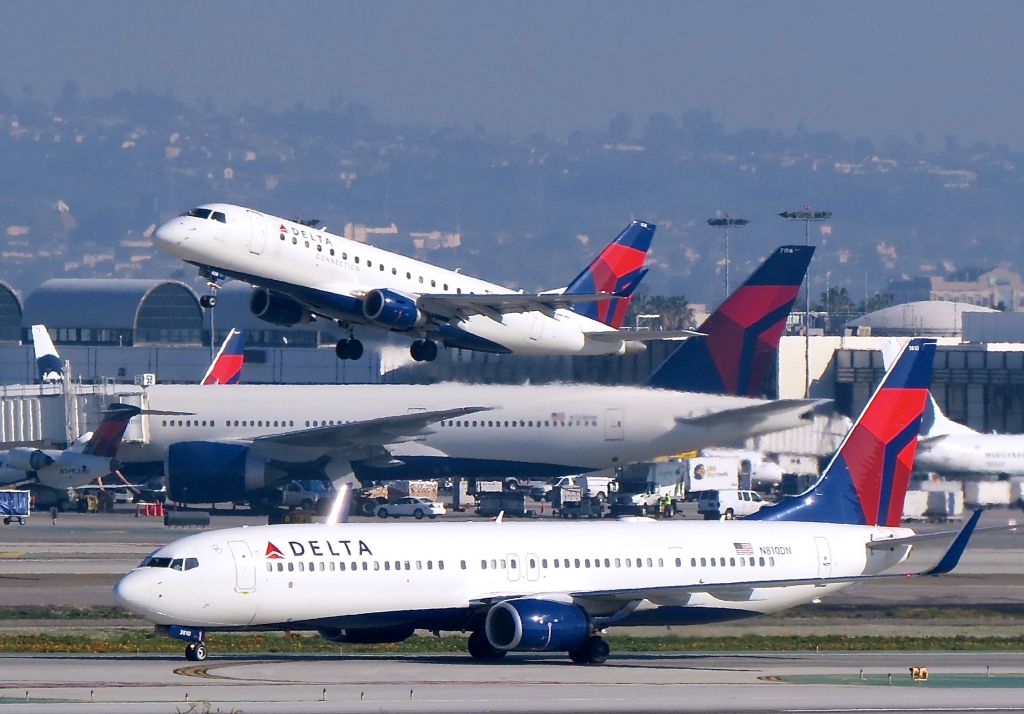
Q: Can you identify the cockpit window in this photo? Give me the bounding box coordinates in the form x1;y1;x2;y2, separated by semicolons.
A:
141;555;199;570
211;211;226;223
182;208;213;219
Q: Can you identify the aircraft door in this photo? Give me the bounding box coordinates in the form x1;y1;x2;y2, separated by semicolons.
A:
228;540;257;592
506;553;521;582
525;553;540;582
604;408;624;441
529;315;545;341
813;537;832;579
247;210;268;255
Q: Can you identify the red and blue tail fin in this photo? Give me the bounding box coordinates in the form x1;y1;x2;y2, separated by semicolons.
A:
565;220;655;328
80;403;142;458
749;338;936;526
645;245;813;396
201;328;246;385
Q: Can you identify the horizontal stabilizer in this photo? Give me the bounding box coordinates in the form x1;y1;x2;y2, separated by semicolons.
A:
675;399;826;430
586;328;704;342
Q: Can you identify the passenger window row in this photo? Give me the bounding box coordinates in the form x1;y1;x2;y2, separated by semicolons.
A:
442;419;598;428
266;559;445;573
160;419;298;428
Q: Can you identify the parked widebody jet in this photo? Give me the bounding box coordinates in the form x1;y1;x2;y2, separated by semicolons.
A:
153;204;702;362
115;339;981;666
113;247;817;504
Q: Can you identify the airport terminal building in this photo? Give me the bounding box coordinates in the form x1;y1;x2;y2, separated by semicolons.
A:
3;279;1024;455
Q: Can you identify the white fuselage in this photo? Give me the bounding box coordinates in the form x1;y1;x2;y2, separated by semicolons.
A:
915;433;1024;478
114;519;914;631
153;204;626;355
119;383;813;485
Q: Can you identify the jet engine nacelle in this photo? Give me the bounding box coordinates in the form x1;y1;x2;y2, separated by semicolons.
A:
166;442;272;503
484;598;591;652
362;288;426;331
4;447;56;472
250;288;312;327
317;626;415;644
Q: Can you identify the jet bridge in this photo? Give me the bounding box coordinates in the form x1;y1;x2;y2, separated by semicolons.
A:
0;382;145;449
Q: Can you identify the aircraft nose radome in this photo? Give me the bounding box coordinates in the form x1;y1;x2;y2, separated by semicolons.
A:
153;220;189;250
113;573;150;615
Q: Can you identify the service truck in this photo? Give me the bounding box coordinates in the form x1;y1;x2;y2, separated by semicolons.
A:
683;456;740;497
610;461;687;517
0;490;30;525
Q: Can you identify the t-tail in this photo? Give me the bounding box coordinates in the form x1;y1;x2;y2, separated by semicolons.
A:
201;328;246;385
31;324;63;384
564;220;655;328
71;403;143;458
645;245;814;396
749;338;937;526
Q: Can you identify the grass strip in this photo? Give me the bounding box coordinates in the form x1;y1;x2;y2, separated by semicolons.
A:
1;630;1021;655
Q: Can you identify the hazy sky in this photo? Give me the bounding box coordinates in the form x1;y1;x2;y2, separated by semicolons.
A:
3;1;1024;148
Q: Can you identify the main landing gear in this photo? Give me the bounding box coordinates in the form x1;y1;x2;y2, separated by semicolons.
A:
184;640;208;661
335;338;364;360
335;323;364;360
465;630;610;665
568;635;610;665
410;339;438;362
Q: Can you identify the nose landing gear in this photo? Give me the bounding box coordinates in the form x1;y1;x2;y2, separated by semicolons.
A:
184;641;208;661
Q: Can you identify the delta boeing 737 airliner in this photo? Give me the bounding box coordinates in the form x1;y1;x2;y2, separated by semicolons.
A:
153;204;700;362
115;340;981;665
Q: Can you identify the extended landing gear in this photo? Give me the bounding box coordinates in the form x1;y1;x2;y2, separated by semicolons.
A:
335;338;364;360
410;339;438;362
467;630;506;661
184;641;208;661
199;276;221;309
568;636;610;665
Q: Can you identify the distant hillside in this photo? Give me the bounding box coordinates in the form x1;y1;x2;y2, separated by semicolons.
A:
1;87;1022;307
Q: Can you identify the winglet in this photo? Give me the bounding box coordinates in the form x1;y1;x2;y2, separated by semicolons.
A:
31;324;63;384
924;509;982;576
326;482;352;526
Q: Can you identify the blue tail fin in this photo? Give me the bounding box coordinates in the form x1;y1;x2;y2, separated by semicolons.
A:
565;220;655;328
749;339;936;526
645;246;813;396
31;324;63;384
201;328;246;384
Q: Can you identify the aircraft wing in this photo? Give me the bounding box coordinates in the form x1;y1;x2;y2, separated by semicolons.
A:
415;292;618;321
242;406;491;454
675;399;829;430
585;328;704;341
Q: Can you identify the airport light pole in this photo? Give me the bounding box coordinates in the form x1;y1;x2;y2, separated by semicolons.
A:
778;207;831;397
707;215;749;298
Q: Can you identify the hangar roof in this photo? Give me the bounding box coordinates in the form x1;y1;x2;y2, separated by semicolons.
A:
22;279;201;330
847;300;996;336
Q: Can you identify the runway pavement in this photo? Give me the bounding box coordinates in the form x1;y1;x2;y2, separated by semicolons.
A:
1;650;1023;713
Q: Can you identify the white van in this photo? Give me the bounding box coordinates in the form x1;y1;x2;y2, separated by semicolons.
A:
697;489;766;520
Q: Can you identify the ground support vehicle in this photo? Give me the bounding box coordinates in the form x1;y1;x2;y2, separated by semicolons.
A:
557;495;605;519
0;490;29;525
610;461;686;517
697;489;767;519
475;491;534;518
375;496;446;519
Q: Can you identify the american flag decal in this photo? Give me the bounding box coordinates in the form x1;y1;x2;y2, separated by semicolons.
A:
733;542;754;556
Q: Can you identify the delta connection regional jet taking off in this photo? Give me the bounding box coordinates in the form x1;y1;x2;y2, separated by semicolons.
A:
115;339;984;665
152;204;701;362
114;246;818;504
